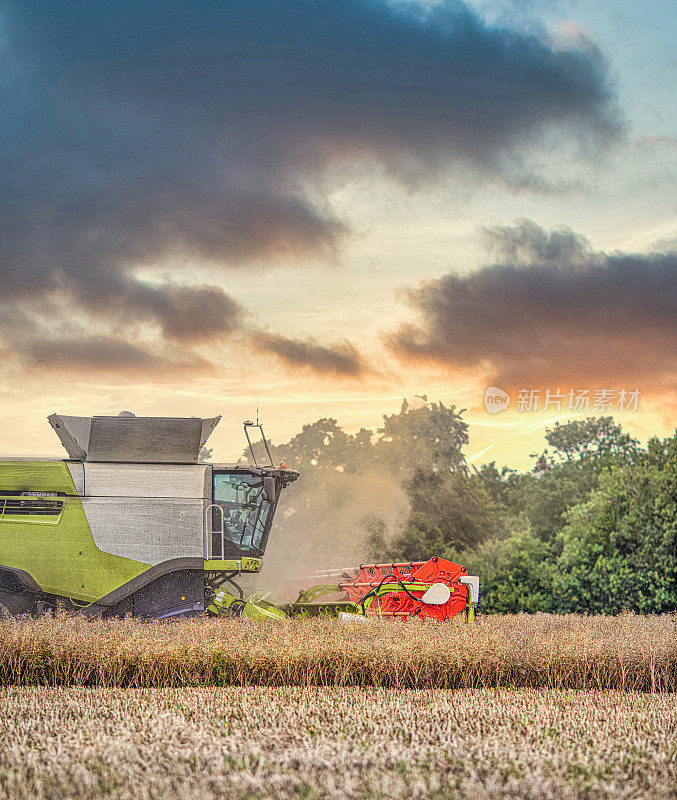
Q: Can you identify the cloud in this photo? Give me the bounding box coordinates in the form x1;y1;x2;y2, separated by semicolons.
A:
0;276;247;368
1;1;621;277
69;279;247;344
0;191;347;302
389;220;677;392
0;299;219;375
0;1;623;377
0;279;365;378
17;335;210;376
252;332;366;376
481;218;599;267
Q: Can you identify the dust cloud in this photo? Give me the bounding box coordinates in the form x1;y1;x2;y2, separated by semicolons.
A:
241;469;410;603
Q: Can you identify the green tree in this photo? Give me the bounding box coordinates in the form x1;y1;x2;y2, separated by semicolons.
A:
461;522;554;613
253;418;374;473
373;398;468;477
247;404;676;616
553;433;677;613
484;418;642;541
534;416;640;469
399;468;503;552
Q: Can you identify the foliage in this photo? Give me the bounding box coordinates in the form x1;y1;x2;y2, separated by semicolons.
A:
474;423;676;614
393;467;504;556
374;397;468;476
248;400;471;574
554;435;677;614
535;416;641;468
474;417;641;541
262;398;468;478
460;522;555;613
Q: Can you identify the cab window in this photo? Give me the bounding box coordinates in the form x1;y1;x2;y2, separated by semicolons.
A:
212;472;272;555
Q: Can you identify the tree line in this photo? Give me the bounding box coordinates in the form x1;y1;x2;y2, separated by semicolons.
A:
253;399;677;614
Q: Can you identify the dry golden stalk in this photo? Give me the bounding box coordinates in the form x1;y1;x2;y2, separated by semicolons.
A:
0;613;674;690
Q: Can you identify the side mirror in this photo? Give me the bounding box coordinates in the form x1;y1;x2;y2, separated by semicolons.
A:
262;476;277;503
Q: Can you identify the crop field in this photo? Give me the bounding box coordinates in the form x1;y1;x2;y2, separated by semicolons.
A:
1;614;674;799
0;686;674;800
0;613;674;690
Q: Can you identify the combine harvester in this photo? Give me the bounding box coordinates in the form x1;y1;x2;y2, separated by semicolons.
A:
0;413;478;622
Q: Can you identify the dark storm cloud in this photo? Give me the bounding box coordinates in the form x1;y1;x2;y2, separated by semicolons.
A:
0;304;216;374
1;0;621;280
0;275;245;358
252;333;366;376
19;336;175;373
389;220;677;390
69;279;247;344
0;0;622;375
0;190;345;301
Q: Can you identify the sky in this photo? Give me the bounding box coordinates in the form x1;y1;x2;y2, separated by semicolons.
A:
0;0;675;468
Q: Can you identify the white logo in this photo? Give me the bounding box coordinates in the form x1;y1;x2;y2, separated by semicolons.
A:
484;386;510;414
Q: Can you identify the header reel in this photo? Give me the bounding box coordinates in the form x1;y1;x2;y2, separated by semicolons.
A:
284;557;479;622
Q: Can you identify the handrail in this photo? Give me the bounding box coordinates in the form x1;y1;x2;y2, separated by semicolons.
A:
204;503;225;560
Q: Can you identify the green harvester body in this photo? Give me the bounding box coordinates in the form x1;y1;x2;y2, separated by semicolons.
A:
0;413;297;619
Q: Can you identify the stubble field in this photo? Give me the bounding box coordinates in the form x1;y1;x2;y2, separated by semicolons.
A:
0;686;675;800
